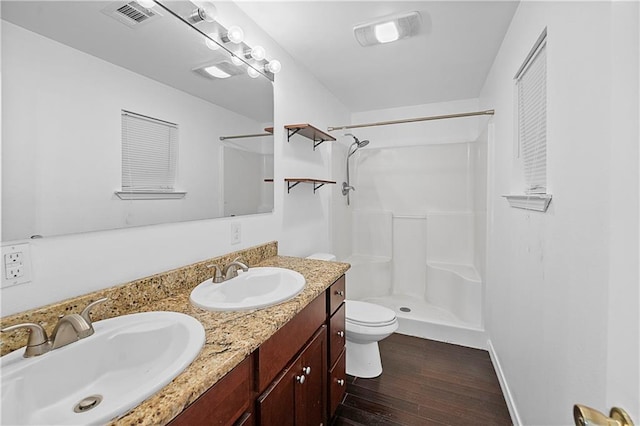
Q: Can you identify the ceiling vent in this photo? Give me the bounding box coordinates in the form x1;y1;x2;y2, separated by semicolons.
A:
101;1;161;28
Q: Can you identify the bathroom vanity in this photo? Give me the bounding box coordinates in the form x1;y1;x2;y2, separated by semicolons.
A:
0;242;350;425
170;275;347;425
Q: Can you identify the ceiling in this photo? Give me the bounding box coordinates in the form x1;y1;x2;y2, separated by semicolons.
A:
237;1;519;112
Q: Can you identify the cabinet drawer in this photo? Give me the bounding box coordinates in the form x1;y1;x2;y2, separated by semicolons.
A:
328;349;346;419
327;275;346;316
328;303;345;367
257;294;326;392
169;354;253;426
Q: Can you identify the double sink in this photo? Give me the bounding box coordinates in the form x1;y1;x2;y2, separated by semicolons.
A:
1;267;306;425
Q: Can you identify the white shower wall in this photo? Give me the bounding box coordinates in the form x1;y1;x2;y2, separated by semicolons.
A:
343;114;489;347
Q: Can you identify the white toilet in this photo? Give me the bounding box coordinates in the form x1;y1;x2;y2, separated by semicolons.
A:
307;253;399;378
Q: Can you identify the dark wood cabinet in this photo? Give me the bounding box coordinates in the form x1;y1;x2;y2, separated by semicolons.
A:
169;275;347;426
326;277;347;420
257;327;327;426
168;354;253;426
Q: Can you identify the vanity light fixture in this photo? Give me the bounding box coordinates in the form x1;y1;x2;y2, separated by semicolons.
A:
247;67;260;79
244;45;266;61
205;32;220;50
221;26;244;44
354;11;421;47
230;54;244;66
264;59;282;74
188;0;217;24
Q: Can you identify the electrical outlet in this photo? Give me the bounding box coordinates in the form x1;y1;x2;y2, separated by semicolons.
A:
5;252;23;265
5;265;24;280
1;243;32;288
230;223;241;245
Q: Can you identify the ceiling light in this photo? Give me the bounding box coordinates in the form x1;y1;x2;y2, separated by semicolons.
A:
264;59;282;74
374;22;399;44
203;65;231;79
244;46;266;61
136;0;155;9
247;67;260;79
354;11;421;47
221;26;244;44
193;61;244;80
188;0;216;24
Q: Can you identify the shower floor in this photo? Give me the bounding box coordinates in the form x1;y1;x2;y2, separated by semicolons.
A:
363;294;487;349
364;294;466;326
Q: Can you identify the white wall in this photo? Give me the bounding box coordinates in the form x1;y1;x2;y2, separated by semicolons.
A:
2;21;268;240
480;1;639;424
1;2;350;316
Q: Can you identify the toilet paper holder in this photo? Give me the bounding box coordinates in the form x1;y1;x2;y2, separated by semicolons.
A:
574;404;634;426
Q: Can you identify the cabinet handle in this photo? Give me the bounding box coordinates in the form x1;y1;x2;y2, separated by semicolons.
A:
296;375;306;384
302;366;311;375
337;379;345;386
335;290;344;296
337;330;345;338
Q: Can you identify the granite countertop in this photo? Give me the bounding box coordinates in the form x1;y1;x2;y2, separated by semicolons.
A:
111;255;350;425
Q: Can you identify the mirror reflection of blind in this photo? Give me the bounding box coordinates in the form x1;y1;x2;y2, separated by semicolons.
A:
121;111;178;191
516;40;547;194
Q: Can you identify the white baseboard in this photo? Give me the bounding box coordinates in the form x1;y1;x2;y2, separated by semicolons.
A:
487;339;522;426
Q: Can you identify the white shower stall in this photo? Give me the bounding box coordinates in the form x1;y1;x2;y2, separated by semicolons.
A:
343;119;489;348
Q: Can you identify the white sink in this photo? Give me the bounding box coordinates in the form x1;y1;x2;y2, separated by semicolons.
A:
190;267;306;311
1;311;205;425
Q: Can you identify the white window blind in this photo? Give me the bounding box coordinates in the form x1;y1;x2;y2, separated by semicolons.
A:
516;36;547;194
121;110;178;192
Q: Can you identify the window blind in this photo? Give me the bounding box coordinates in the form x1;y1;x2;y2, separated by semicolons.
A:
121;111;178;191
516;40;547;194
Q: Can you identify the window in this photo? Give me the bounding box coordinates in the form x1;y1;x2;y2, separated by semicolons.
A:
515;30;547;194
504;29;551;212
117;110;185;199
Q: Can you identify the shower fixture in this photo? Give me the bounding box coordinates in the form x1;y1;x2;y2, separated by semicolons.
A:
343;133;370;205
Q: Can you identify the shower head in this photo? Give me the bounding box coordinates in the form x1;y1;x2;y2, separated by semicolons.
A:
346;133;370;157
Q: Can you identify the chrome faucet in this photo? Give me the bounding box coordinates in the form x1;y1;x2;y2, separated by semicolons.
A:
207;263;224;283
222;257;249;280
1;297;107;357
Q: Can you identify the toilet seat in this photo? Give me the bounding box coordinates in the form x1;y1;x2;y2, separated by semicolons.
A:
346;300;397;327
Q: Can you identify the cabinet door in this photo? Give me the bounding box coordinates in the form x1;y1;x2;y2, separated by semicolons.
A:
296;326;327;426
169;355;253;426
328;349;346;419
257;363;296;426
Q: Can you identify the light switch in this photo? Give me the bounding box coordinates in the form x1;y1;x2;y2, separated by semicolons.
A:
230;223;241;245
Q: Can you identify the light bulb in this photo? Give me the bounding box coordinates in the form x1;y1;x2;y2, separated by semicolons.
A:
136;0;155;8
244;45;266;61
221;26;244;44
374;21;400;43
247;67;260;79
189;1;216;23
264;59;281;74
205;33;220;50
230;55;244;66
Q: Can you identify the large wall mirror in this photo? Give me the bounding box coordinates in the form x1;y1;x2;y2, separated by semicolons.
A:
1;1;274;241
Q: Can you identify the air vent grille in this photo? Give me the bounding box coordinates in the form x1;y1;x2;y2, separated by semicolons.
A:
101;1;161;28
117;2;154;23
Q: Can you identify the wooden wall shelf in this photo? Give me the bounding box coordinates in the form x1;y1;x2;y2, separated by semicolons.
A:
285;178;336;193
284;123;336;150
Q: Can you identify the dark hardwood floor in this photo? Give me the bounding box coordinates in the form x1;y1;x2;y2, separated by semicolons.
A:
332;333;512;426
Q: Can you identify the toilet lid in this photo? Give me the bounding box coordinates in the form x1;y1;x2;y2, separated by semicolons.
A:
346;300;397;326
